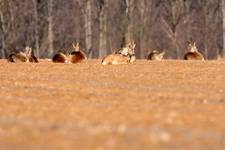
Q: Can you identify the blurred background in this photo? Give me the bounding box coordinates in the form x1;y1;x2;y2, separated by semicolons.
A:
0;0;224;59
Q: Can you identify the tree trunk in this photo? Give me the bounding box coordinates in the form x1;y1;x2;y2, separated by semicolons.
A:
125;0;134;43
222;0;225;57
171;1;179;59
48;0;54;58
139;0;147;59
0;3;5;58
99;0;108;58
185;0;192;43
173;30;181;59
85;0;92;58
204;38;208;59
32;0;40;58
203;2;209;59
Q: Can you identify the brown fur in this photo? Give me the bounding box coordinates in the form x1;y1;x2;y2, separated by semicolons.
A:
184;52;204;60
52;52;68;63
7;54;15;62
29;55;39;63
8;53;28;63
69;43;87;63
8;47;38;63
101;40;136;65
127;40;136;63
147;50;165;61
101;54;131;65
184;42;204;61
70;51;87;63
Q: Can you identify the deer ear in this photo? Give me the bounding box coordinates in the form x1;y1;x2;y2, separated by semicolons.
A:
188;41;193;47
29;48;32;55
193;42;196;47
133;43;136;49
25;47;32;56
72;43;76;49
25;46;29;54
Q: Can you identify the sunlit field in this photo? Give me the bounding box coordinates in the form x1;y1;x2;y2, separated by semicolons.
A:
0;59;225;149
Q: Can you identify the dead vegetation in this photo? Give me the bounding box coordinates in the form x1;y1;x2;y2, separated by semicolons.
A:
0;59;225;149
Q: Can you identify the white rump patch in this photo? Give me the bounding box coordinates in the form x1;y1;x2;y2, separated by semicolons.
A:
102;61;107;65
65;60;69;63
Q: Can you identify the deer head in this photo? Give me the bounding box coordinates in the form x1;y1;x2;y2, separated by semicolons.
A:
72;42;80;52
127;40;136;55
24;46;32;57
188;42;198;52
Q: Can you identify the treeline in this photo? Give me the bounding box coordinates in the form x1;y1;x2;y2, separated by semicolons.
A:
0;0;224;59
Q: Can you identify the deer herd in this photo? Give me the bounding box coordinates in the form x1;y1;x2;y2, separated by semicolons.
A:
7;40;205;64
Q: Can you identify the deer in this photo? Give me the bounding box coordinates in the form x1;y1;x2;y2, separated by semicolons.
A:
52;51;68;63
8;47;38;63
101;40;136;65
69;42;87;64
184;42;205;61
147;50;165;61
52;42;87;64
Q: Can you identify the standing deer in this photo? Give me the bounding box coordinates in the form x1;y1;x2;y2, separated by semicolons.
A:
101;40;136;65
8;47;38;63
147;50;165;61
69;42;87;63
184;42;204;61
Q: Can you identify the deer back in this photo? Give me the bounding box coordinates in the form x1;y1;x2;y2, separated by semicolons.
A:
101;54;130;65
52;52;68;63
184;52;204;60
69;42;87;63
69;51;87;63
147;50;165;60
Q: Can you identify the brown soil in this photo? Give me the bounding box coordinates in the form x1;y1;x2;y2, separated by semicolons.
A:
0;59;225;150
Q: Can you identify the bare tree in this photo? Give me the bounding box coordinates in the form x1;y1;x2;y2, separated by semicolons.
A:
160;0;189;59
138;0;160;58
203;1;209;59
97;0;108;58
124;0;134;43
222;0;225;57
0;0;5;58
48;0;54;57
85;0;92;58
32;0;40;58
139;0;147;58
0;0;223;59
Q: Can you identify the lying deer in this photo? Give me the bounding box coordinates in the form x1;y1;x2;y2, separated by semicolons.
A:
101;40;136;65
52;51;68;63
69;42;87;63
184;42;204;61
8;47;38;63
147;50;165;61
52;42;87;64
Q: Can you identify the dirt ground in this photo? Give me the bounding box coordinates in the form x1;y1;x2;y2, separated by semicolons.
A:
0;59;225;150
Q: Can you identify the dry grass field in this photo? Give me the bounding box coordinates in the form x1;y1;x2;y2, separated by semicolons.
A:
0;59;225;149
